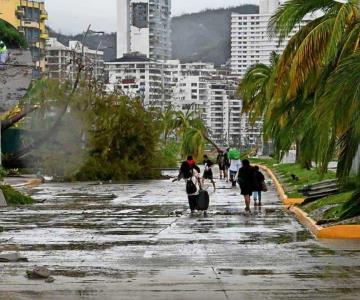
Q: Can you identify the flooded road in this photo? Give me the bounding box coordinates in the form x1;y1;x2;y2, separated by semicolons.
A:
1;175;360;299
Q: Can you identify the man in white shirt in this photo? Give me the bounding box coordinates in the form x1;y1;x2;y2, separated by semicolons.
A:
229;158;241;187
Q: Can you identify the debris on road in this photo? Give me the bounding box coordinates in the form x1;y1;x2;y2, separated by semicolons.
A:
0;253;28;263
45;277;55;283
26;266;51;279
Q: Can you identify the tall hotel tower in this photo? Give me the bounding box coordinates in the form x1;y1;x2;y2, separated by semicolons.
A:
117;0;172;60
231;0;281;77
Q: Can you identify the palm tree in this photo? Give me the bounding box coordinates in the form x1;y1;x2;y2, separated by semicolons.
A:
159;105;177;145
267;0;360;176
172;108;221;160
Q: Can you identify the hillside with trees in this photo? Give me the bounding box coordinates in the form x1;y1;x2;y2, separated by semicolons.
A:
171;5;258;65
49;5;258;65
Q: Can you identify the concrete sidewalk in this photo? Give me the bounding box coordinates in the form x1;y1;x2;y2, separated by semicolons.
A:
0;174;360;299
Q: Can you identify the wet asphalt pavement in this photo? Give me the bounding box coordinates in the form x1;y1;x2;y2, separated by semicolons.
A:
1;172;360;300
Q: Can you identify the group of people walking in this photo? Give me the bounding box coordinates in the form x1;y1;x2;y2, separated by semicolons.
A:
176;150;267;214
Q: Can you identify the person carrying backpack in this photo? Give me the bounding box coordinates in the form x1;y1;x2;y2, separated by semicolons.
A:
185;166;202;214
252;166;265;206
174;156;200;182
202;155;216;191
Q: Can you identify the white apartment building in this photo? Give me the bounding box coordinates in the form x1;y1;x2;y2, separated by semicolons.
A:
173;62;216;117
205;76;263;149
106;56;263;148
46;38;104;81
105;53;175;109
117;0;171;60
231;0;311;77
231;0;282;76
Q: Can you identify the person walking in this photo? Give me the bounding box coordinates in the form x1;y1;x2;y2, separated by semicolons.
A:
174;156;200;182
236;159;255;212
216;151;225;180
185;166;202;215
202;155;216;191
217;149;230;181
228;149;241;187
252;166;265;206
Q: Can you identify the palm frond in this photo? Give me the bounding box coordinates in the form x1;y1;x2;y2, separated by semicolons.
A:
269;0;338;42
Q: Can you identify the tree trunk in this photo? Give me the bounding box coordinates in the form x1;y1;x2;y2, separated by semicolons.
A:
3;56;85;162
5;105;68;162
1;106;38;132
204;135;222;153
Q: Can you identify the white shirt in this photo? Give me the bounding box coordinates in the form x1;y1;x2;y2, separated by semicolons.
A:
229;159;241;172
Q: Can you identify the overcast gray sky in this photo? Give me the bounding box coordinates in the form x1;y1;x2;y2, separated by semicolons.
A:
46;0;258;34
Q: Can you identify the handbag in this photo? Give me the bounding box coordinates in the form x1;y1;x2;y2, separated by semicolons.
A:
261;181;268;192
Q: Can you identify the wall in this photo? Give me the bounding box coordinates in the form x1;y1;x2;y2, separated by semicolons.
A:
0;0;20;28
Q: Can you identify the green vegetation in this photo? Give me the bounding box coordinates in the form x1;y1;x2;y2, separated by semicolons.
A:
0;20;27;48
238;0;360;179
238;0;360;220
274;164;336;198
2;77;216;181
0;168;7;181
302;192;353;215
250;158;336;197
300;191;360;224
76;95;163;181
0;185;34;205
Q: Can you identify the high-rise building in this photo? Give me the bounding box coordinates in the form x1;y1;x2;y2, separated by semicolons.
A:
45;38;104;82
231;0;311;77
0;0;48;76
230;0;281;76
105;53;174;109
117;0;171;60
105;57;263;148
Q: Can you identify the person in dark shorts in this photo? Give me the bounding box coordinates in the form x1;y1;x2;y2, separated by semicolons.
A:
217;150;229;181
236;159;255;212
202;155;216;191
253;166;265;206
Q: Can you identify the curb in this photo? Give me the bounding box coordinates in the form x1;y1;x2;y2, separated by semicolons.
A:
258;165;287;202
259;164;360;239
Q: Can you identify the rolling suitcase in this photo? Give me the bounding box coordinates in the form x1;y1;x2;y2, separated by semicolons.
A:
197;189;210;211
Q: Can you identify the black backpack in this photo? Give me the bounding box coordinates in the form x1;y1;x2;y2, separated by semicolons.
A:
180;161;192;179
186;179;197;194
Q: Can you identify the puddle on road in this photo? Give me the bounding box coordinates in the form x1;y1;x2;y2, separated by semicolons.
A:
1;180;360;296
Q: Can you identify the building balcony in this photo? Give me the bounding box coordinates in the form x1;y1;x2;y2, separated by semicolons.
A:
40;31;49;40
40;11;48;20
21;20;40;28
16;7;25;18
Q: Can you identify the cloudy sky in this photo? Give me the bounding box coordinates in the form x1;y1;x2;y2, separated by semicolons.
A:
46;0;258;34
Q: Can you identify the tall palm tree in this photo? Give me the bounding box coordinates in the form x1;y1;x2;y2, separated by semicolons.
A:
267;0;360;177
173;109;221;159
